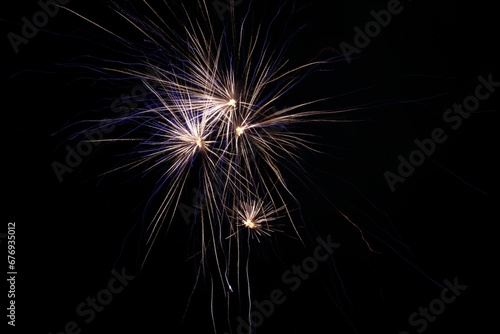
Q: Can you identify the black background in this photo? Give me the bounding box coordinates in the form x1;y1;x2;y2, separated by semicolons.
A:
2;0;498;333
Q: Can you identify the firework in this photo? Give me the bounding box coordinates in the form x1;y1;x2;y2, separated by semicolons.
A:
63;0;349;330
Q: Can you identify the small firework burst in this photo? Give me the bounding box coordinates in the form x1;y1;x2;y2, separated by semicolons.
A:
231;198;285;242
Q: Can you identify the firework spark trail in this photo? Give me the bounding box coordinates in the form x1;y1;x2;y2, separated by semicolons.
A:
62;0;355;330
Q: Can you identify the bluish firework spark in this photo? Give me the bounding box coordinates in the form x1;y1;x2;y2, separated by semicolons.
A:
62;0;353;331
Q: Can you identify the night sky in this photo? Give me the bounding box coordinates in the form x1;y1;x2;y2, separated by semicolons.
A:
2;1;498;333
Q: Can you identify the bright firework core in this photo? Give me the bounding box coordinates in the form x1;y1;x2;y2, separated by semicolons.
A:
235;126;244;136
244;219;255;229
195;137;204;148
227;98;237;107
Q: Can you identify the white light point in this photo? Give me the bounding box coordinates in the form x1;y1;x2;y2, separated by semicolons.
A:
235;126;245;136
195;137;204;149
243;219;255;229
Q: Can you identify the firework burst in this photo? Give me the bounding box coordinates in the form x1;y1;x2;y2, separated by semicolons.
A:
63;0;351;330
232;198;285;242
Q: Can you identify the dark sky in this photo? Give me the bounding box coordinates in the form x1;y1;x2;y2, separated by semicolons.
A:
2;1;498;333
